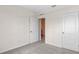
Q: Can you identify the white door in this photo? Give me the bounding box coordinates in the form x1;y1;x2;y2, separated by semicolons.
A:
63;12;79;51
29;16;38;43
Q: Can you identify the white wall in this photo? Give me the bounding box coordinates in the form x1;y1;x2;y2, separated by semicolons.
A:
0;6;39;53
45;6;79;50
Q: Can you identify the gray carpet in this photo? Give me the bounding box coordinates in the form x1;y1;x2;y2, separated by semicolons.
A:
2;41;79;54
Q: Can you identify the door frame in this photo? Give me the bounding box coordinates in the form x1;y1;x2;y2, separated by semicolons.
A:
39;17;45;42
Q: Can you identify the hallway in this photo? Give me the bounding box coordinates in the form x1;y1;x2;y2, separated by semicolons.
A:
2;41;79;54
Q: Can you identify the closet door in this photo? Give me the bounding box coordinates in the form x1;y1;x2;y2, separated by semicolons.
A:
29;16;38;43
63;12;79;51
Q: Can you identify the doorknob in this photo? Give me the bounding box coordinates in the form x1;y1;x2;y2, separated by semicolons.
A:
30;31;32;32
62;32;64;34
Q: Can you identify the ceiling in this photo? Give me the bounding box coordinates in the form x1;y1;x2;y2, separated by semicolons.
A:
20;5;71;15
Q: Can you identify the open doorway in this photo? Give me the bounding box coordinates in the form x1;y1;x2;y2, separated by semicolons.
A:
39;18;45;42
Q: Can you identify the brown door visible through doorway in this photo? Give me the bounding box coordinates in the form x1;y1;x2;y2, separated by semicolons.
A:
40;18;45;42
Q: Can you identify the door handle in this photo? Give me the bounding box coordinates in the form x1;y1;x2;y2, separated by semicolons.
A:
62;32;64;34
30;31;32;32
